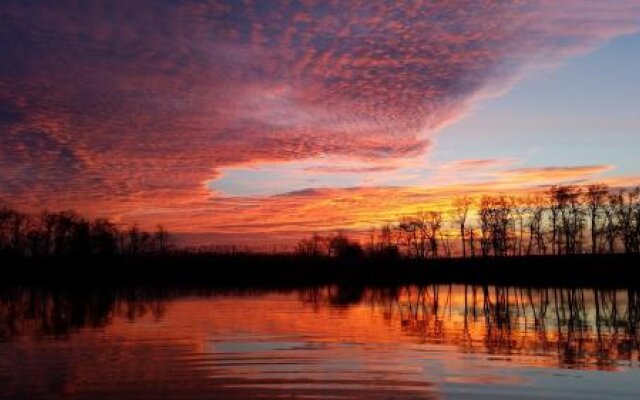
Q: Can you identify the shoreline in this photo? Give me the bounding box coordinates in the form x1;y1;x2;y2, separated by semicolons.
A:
1;253;639;288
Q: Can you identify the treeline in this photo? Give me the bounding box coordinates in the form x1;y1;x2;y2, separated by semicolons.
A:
297;184;640;259
0;208;171;258
3;183;639;262
295;233;366;259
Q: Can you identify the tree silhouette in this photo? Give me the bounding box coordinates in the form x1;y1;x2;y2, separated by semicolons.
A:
586;184;609;254
0;206;171;259
453;197;473;258
295;184;640;260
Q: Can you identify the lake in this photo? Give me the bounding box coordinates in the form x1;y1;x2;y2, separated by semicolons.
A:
1;284;639;399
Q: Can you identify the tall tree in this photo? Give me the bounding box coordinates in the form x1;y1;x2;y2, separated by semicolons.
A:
585;184;609;254
453;197;473;258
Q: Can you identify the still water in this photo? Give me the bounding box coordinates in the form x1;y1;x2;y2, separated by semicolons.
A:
1;285;639;399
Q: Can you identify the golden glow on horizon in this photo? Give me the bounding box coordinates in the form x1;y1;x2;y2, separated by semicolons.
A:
55;169;639;247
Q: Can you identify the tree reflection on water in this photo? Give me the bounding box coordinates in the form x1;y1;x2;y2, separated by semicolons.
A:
1;284;639;370
300;285;640;369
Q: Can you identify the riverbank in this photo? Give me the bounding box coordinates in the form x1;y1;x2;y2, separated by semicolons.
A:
1;253;639;288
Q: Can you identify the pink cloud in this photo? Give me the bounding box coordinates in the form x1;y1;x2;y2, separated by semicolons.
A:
1;1;639;241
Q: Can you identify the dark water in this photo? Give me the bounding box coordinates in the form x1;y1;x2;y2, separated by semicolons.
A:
1;285;639;399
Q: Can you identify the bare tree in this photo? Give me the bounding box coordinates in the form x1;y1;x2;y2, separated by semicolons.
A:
0;206;171;259
425;211;444;258
296;237;320;257
603;200;618;253
453;197;473;258
585;184;609;254
512;196;529;256
154;225;171;254
398;217;419;258
527;196;547;255
468;227;477;257
547;187;561;255
612;188;640;253
478;196;514;256
549;186;585;255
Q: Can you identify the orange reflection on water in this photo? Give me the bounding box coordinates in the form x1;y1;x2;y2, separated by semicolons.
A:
1;285;640;399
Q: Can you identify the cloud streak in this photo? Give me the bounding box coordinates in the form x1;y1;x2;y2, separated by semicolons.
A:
91;164;640;248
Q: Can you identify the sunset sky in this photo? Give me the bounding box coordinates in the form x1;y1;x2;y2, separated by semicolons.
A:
1;1;639;247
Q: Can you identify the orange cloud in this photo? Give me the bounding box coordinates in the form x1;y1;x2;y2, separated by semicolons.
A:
494;165;615;185
80;165;637;248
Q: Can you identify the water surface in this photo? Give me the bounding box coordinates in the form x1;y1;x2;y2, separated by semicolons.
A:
1;285;639;399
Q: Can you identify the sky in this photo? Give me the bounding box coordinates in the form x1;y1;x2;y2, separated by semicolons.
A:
1;1;639;247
